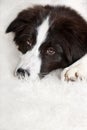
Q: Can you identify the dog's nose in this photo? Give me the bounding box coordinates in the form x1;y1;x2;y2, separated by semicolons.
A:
17;68;25;76
16;68;30;78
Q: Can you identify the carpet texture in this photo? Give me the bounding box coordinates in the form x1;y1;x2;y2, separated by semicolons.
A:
0;0;87;130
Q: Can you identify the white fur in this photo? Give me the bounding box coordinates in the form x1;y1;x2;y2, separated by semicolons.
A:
1;1;87;130
61;54;87;81
16;16;49;79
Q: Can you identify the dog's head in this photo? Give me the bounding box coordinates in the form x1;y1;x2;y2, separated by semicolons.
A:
6;5;87;79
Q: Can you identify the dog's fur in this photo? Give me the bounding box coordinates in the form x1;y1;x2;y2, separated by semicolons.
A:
6;5;87;80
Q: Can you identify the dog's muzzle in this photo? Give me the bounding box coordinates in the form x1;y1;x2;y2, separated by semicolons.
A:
16;68;30;79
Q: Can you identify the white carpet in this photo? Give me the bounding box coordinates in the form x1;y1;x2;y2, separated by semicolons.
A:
0;0;87;130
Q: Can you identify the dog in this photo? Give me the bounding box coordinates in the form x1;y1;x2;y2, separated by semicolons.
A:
6;5;87;81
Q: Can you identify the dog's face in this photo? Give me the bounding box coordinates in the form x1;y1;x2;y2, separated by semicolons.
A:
6;5;87;79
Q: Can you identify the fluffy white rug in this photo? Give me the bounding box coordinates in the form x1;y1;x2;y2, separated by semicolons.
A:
0;0;87;130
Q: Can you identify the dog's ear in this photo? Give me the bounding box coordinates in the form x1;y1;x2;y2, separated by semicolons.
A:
56;17;87;62
6;9;33;33
6;5;50;33
6;6;46;33
6;18;25;33
6;8;36;33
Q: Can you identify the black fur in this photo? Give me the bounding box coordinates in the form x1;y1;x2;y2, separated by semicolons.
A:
6;5;87;76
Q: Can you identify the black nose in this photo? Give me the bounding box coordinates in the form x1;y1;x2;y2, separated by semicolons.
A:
16;68;30;78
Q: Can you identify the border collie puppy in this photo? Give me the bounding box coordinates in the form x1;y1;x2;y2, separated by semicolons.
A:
6;5;87;81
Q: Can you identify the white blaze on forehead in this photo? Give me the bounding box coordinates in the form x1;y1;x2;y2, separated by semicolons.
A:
17;16;50;79
36;16;49;51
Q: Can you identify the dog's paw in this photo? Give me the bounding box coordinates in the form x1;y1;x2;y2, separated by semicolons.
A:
61;64;87;82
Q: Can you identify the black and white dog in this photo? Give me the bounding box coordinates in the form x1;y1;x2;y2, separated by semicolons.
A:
6;5;87;81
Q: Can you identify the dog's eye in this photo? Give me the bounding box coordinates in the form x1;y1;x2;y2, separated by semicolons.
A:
26;40;32;47
46;47;55;55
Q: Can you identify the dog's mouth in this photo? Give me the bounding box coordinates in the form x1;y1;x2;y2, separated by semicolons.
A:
15;68;48;80
38;72;48;79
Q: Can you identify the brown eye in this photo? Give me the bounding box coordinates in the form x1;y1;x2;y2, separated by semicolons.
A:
46;47;55;55
26;40;32;47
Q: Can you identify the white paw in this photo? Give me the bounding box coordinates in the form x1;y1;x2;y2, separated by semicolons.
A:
61;64;87;82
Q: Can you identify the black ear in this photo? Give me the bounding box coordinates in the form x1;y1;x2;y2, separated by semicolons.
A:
6;9;31;33
6;18;26;33
6;19;18;33
6;7;38;33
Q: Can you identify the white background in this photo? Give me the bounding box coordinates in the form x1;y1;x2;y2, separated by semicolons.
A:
0;0;87;130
